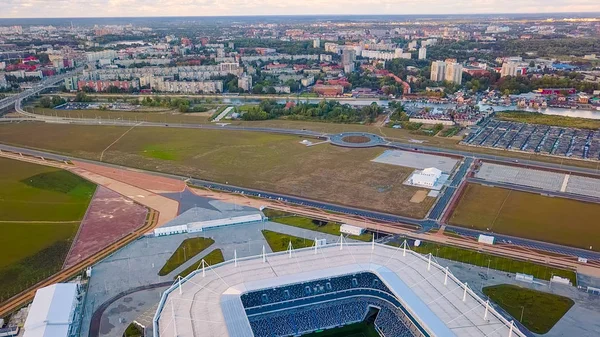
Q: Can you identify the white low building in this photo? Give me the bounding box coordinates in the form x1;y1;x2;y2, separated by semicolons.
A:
24;283;79;337
154;214;264;237
410;167;442;188
340;224;365;236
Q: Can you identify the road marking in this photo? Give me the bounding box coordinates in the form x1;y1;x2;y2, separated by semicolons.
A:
99;122;142;161
561;174;570;192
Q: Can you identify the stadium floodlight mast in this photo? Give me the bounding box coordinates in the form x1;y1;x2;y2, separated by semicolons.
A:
484;300;490;321
444;266;449;286
427;253;432;271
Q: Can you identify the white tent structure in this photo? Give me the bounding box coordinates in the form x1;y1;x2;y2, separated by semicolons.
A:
410;167;442;188
24;283;78;337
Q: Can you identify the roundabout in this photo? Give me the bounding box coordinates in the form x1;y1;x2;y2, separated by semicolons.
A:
329;132;386;148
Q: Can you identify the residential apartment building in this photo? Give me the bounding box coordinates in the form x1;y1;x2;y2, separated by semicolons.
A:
445;62;463;85
86;50;117;62
238;74;253;91
500;62;519;77
418;47;427;60
78;80;139;92
430;61;446;82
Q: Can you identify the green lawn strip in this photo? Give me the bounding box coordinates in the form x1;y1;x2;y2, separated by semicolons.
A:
440;126;461;137
210;106;227;120
262;230;315;252
122;323;143;337
175;249;225;279
483;284;574;334
262;208;294;219
387;241;577;285
497;111;600;129
159;237;215;276
264;209;372;242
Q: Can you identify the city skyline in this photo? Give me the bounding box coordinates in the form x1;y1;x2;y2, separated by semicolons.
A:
1;0;600;19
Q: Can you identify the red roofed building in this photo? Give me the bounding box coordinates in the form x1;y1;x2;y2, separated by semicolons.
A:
386;73;411;95
463;68;490;77
266;63;289;70
313;84;344;96
326;78;351;89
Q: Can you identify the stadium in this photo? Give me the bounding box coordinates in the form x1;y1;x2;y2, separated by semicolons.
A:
153;241;527;337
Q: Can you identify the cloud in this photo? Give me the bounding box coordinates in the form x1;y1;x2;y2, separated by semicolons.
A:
0;0;598;18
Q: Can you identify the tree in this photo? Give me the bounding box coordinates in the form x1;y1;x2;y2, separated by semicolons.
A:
252;84;264;94
39;97;53;108
266;86;277;95
74;92;92;102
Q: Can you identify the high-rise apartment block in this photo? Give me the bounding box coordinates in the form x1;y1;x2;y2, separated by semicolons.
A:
430;61;446;82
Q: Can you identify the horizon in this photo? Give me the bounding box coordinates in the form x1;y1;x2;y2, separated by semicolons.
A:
0;12;599;26
1;0;599;20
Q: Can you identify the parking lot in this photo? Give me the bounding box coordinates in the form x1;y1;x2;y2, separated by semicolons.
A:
464;119;600;160
372;149;458;173
475;162;600;199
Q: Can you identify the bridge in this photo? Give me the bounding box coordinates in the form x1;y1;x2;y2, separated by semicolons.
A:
0;66;84;112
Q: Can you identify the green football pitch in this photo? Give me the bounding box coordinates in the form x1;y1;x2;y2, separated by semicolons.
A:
299;322;380;337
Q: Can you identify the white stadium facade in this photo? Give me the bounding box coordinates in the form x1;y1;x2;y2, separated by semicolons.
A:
153;241;526;337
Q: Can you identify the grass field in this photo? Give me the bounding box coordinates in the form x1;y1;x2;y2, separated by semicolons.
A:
497;111;600;130
262;230;315;252
388;240;577;285
263;208;372;242
300;322;380;337
483;284;574;334
176;249;224;279
159;237;215;276
449;183;600;251
0;123;433;218
0;157;96;302
22;101;600;171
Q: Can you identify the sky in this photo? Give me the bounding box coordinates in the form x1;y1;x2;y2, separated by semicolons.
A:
1;0;599;18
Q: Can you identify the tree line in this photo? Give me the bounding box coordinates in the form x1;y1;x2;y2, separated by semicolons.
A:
241;100;383;123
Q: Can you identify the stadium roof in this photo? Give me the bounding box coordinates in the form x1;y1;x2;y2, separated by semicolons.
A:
154;242;526;337
24;283;78;337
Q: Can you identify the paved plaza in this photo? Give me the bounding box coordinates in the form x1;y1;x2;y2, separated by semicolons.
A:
372;149;458;173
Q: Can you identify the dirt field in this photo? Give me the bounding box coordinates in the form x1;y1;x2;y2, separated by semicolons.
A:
449;183;600;251
410;190;428;203
73;160;186;193
0;123;434;218
63;186;148;269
